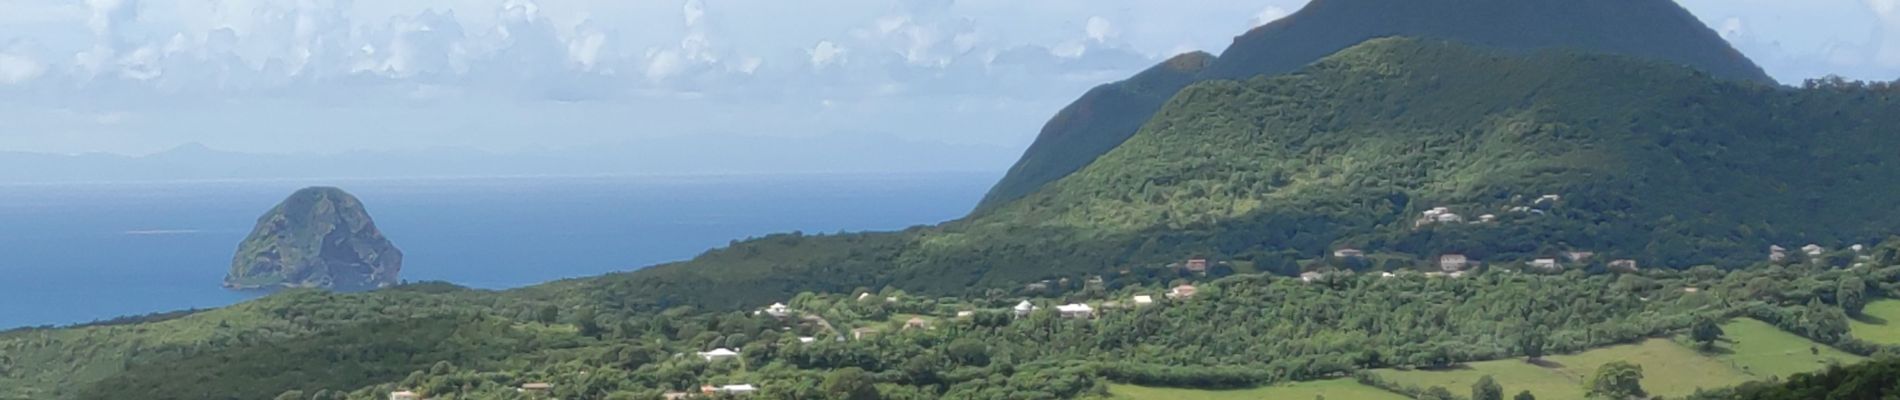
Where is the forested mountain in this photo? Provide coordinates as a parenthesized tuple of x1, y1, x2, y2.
(539, 38, 1900, 315)
(976, 0, 1775, 209)
(976, 52, 1214, 210)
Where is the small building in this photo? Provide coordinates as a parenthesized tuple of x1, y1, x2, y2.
(1185, 258, 1209, 273)
(797, 336, 816, 344)
(1024, 282, 1050, 291)
(1564, 251, 1595, 262)
(763, 302, 791, 318)
(956, 310, 975, 318)
(1333, 248, 1365, 259)
(1852, 244, 1867, 253)
(718, 384, 759, 395)
(1435, 213, 1464, 223)
(1167, 285, 1198, 299)
(1439, 254, 1470, 272)
(1056, 304, 1094, 319)
(1379, 272, 1396, 279)
(1536, 194, 1562, 204)
(1132, 295, 1155, 306)
(1478, 214, 1497, 223)
(1529, 258, 1560, 271)
(1013, 300, 1038, 316)
(389, 391, 420, 400)
(1803, 244, 1826, 256)
(857, 292, 874, 301)
(852, 327, 879, 340)
(1683, 287, 1701, 293)
(904, 317, 931, 330)
(1608, 259, 1639, 272)
(1770, 245, 1789, 262)
(698, 348, 740, 362)
(1299, 271, 1324, 283)
(521, 383, 554, 392)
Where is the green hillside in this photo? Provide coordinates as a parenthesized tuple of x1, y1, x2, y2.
(977, 0, 1774, 209)
(978, 52, 1216, 210)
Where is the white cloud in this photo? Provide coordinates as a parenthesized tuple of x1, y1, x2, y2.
(1251, 6, 1289, 28)
(809, 40, 847, 68)
(1085, 16, 1116, 43)
(0, 53, 46, 84)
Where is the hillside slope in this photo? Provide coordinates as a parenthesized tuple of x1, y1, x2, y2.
(535, 39, 1900, 312)
(976, 0, 1775, 209)
(977, 52, 1215, 210)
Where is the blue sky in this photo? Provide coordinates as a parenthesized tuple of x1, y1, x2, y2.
(0, 0, 1895, 157)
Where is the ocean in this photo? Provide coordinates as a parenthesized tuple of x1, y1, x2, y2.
(0, 172, 997, 329)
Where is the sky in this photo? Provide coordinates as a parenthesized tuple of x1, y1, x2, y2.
(0, 0, 1896, 157)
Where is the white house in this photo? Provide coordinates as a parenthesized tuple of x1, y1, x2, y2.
(764, 302, 791, 318)
(1132, 295, 1155, 306)
(1803, 244, 1826, 256)
(1478, 214, 1497, 223)
(1014, 300, 1038, 316)
(956, 310, 976, 318)
(1608, 259, 1639, 272)
(698, 348, 740, 362)
(1333, 248, 1365, 259)
(389, 391, 420, 400)
(1529, 258, 1560, 271)
(1439, 254, 1470, 271)
(1770, 245, 1789, 262)
(718, 384, 759, 395)
(1056, 304, 1094, 319)
(1435, 213, 1464, 223)
(798, 337, 816, 344)
(1300, 271, 1324, 283)
(1536, 194, 1562, 204)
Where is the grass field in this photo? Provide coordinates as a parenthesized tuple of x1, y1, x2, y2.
(1110, 380, 1407, 400)
(1849, 299, 1900, 345)
(1710, 318, 1863, 379)
(1373, 339, 1752, 400)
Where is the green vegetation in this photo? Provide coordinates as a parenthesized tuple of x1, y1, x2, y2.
(983, 0, 1774, 209)
(227, 187, 403, 291)
(1370, 339, 1751, 400)
(1708, 318, 1863, 379)
(1109, 380, 1405, 400)
(1688, 358, 1900, 400)
(1848, 299, 1900, 344)
(977, 52, 1216, 210)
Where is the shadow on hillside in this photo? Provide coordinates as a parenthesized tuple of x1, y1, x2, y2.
(1852, 314, 1890, 326)
(1526, 358, 1567, 369)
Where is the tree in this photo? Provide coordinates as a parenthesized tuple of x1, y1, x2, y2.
(1519, 328, 1548, 361)
(1691, 315, 1725, 350)
(1514, 391, 1536, 400)
(1419, 386, 1457, 400)
(1473, 375, 1504, 400)
(822, 367, 882, 400)
(1839, 277, 1868, 316)
(1585, 361, 1645, 399)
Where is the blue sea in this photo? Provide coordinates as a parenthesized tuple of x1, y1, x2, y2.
(0, 172, 997, 329)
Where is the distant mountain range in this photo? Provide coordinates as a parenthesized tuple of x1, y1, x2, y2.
(0, 134, 1015, 183)
(976, 0, 1774, 210)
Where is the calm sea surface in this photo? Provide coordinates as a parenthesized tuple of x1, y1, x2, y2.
(0, 172, 996, 329)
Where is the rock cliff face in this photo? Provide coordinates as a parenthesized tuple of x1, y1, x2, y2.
(225, 187, 402, 291)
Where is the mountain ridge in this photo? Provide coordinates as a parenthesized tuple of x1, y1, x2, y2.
(974, 0, 1776, 210)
